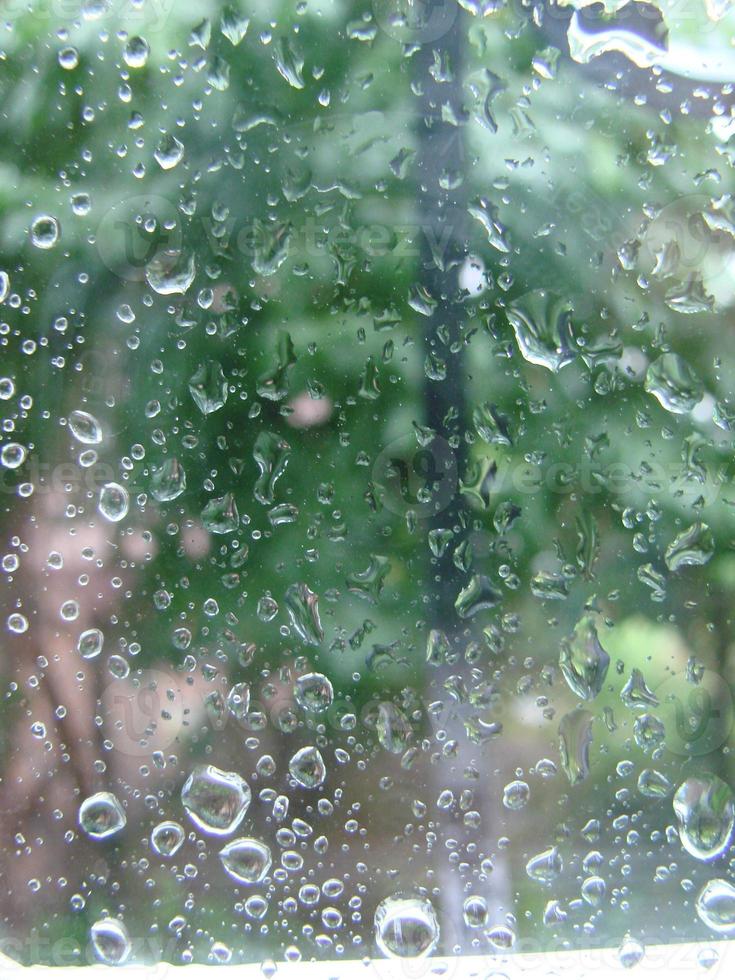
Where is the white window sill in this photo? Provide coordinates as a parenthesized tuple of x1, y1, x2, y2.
(0, 940, 729, 979)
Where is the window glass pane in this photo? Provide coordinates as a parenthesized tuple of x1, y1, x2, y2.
(1, 0, 734, 970)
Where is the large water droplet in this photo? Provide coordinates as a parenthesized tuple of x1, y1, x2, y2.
(294, 672, 333, 712)
(697, 878, 735, 934)
(376, 702, 413, 754)
(77, 627, 104, 659)
(284, 583, 323, 646)
(454, 574, 502, 619)
(506, 290, 576, 371)
(189, 360, 228, 415)
(617, 936, 645, 969)
(154, 134, 184, 171)
(558, 708, 593, 784)
(90, 917, 131, 965)
(98, 482, 129, 522)
(664, 522, 714, 571)
(462, 895, 488, 928)
(30, 214, 60, 249)
(645, 353, 704, 414)
(219, 837, 272, 884)
(503, 780, 530, 810)
(145, 251, 196, 295)
(374, 894, 439, 959)
(253, 431, 291, 505)
(123, 35, 149, 68)
(181, 765, 251, 836)
(79, 791, 126, 839)
(638, 768, 673, 798)
(288, 746, 326, 788)
(559, 615, 610, 700)
(673, 774, 735, 860)
(150, 457, 187, 502)
(1, 442, 27, 469)
(526, 845, 563, 884)
(69, 409, 102, 445)
(201, 492, 239, 534)
(273, 38, 304, 90)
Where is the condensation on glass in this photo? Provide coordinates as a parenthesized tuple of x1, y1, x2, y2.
(0, 0, 734, 970)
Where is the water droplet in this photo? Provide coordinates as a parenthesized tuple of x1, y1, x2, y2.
(90, 918, 131, 965)
(256, 331, 296, 399)
(633, 713, 665, 753)
(201, 492, 239, 534)
(77, 628, 104, 659)
(221, 9, 250, 44)
(79, 791, 126, 839)
(151, 820, 185, 857)
(123, 36, 149, 69)
(621, 668, 659, 709)
(58, 46, 79, 69)
(376, 702, 413, 754)
(462, 895, 488, 928)
(273, 37, 304, 90)
(455, 574, 502, 619)
(1, 442, 27, 469)
(288, 746, 326, 789)
(98, 482, 129, 523)
(145, 251, 196, 295)
(30, 214, 60, 249)
(664, 522, 714, 571)
(253, 431, 291, 505)
(69, 409, 102, 445)
(502, 780, 530, 810)
(645, 353, 704, 414)
(558, 708, 593, 784)
(526, 845, 562, 884)
(581, 875, 606, 907)
(697, 879, 735, 934)
(150, 457, 187, 502)
(617, 936, 645, 969)
(226, 682, 251, 722)
(294, 672, 333, 712)
(71, 192, 91, 216)
(284, 583, 323, 646)
(219, 837, 272, 884)
(673, 774, 735, 860)
(568, 10, 662, 68)
(559, 614, 610, 700)
(181, 764, 251, 836)
(638, 768, 673, 798)
(189, 360, 228, 415)
(154, 134, 184, 170)
(374, 894, 439, 959)
(506, 290, 576, 371)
